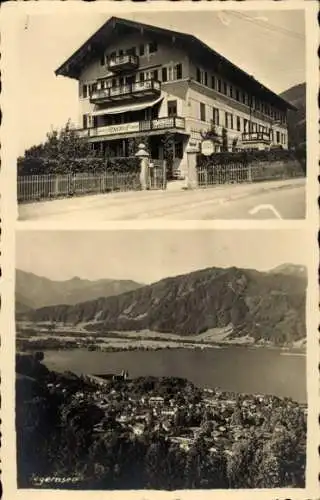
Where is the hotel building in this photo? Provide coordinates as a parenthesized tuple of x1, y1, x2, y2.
(56, 17, 295, 179)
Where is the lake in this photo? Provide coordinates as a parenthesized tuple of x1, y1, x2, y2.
(43, 346, 306, 403)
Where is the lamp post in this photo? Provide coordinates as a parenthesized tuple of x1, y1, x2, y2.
(135, 143, 150, 190)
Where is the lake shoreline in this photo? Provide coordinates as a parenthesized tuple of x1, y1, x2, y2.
(37, 345, 307, 404)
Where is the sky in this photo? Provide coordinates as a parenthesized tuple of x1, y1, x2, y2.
(16, 229, 308, 284)
(16, 8, 305, 154)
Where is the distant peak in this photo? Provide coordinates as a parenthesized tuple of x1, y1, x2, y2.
(270, 263, 306, 277)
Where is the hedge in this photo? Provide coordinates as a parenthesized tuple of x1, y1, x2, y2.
(196, 148, 306, 171)
(17, 156, 141, 176)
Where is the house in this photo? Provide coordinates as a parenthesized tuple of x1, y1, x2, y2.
(149, 396, 164, 405)
(56, 16, 295, 179)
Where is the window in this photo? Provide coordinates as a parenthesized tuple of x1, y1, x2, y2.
(223, 82, 227, 95)
(236, 116, 241, 131)
(152, 69, 159, 81)
(200, 102, 206, 122)
(175, 63, 182, 80)
(168, 66, 173, 81)
(82, 84, 88, 98)
(242, 92, 246, 104)
(225, 111, 228, 128)
(276, 131, 280, 143)
(217, 79, 222, 92)
(174, 141, 184, 159)
(149, 41, 158, 54)
(229, 85, 233, 98)
(243, 119, 248, 132)
(83, 114, 89, 129)
(168, 100, 177, 117)
(211, 76, 215, 90)
(236, 89, 240, 101)
(162, 67, 168, 82)
(196, 68, 201, 83)
(139, 73, 145, 82)
(230, 113, 234, 129)
(204, 72, 208, 86)
(212, 107, 219, 126)
(139, 44, 145, 56)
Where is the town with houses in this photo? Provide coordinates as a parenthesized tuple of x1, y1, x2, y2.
(45, 368, 307, 457)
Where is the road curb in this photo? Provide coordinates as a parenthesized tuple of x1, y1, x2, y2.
(192, 179, 305, 205)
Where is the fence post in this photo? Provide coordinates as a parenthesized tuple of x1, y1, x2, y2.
(54, 175, 59, 197)
(248, 163, 252, 182)
(163, 160, 167, 190)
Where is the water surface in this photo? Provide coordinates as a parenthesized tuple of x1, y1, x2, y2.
(43, 346, 306, 403)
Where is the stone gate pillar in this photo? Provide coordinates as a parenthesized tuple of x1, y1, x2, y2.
(186, 146, 199, 189)
(135, 143, 150, 190)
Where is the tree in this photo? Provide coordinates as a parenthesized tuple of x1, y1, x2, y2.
(201, 121, 221, 146)
(230, 406, 243, 427)
(232, 137, 238, 152)
(221, 127, 228, 152)
(161, 132, 175, 178)
(226, 434, 261, 488)
(34, 351, 44, 362)
(18, 120, 102, 175)
(145, 439, 170, 489)
(42, 120, 97, 161)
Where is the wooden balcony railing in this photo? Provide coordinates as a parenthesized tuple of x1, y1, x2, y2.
(107, 54, 139, 72)
(242, 132, 271, 142)
(76, 116, 185, 139)
(90, 79, 161, 103)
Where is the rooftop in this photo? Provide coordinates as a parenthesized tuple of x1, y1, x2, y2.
(55, 16, 296, 112)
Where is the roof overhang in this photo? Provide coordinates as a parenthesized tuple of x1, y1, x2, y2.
(55, 16, 296, 112)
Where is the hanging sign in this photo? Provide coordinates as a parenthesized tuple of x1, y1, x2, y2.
(201, 139, 214, 156)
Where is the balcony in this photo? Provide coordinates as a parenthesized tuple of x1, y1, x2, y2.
(107, 54, 139, 72)
(90, 79, 161, 104)
(78, 116, 185, 139)
(242, 132, 271, 143)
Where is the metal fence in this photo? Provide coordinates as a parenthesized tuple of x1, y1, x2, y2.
(17, 169, 165, 203)
(197, 162, 304, 188)
(198, 164, 251, 187)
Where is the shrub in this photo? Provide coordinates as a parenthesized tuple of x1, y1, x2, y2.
(17, 156, 141, 176)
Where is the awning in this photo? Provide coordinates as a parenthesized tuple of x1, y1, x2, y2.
(92, 94, 164, 116)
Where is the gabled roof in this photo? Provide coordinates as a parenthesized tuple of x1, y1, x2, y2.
(55, 16, 296, 111)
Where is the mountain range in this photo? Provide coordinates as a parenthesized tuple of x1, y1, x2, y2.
(19, 265, 307, 346)
(16, 270, 143, 309)
(280, 82, 306, 150)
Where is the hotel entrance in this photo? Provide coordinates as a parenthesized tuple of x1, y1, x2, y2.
(93, 132, 187, 180)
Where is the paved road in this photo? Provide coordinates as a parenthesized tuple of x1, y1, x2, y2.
(18, 178, 305, 221)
